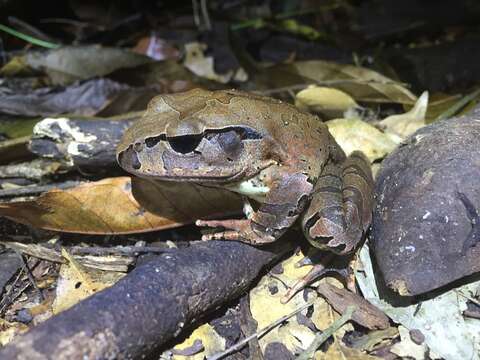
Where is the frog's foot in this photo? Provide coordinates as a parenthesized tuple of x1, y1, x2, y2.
(195, 219, 274, 244)
(281, 264, 350, 304)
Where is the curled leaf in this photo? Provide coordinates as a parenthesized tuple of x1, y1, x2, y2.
(379, 91, 429, 138)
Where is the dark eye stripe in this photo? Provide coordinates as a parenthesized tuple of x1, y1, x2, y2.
(145, 136, 162, 148)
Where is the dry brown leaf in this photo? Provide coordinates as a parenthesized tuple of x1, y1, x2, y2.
(263, 60, 417, 105)
(12, 45, 152, 86)
(0, 176, 242, 234)
(316, 283, 390, 330)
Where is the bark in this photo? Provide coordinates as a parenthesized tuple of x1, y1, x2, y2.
(0, 239, 294, 360)
(28, 114, 140, 173)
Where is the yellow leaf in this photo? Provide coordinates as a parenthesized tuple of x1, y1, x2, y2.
(52, 249, 123, 313)
(0, 319, 28, 346)
(183, 42, 233, 83)
(173, 323, 225, 359)
(326, 118, 399, 162)
(249, 252, 331, 353)
(295, 86, 358, 119)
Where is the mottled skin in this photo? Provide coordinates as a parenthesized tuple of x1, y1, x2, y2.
(117, 89, 373, 296)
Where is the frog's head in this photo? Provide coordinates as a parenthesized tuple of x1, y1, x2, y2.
(116, 89, 281, 183)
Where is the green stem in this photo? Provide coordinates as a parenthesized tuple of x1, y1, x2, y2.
(0, 23, 60, 49)
(231, 5, 340, 31)
(297, 306, 356, 360)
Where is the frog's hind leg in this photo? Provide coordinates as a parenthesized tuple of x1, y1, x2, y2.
(282, 151, 373, 302)
(302, 151, 373, 254)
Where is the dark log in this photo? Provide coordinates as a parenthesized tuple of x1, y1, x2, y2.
(29, 115, 139, 173)
(0, 239, 293, 359)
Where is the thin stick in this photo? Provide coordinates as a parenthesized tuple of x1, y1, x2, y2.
(2, 242, 133, 272)
(207, 299, 317, 360)
(435, 88, 480, 121)
(8, 16, 56, 43)
(14, 251, 44, 302)
(69, 245, 172, 255)
(0, 180, 83, 198)
(0, 265, 25, 315)
(200, 0, 212, 31)
(297, 306, 356, 360)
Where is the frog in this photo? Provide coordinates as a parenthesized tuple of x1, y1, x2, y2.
(117, 88, 374, 300)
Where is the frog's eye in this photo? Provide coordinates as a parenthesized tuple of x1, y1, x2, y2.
(168, 134, 203, 154)
(216, 131, 242, 159)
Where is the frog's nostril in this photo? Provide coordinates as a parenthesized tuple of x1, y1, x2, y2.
(168, 134, 202, 154)
(133, 142, 144, 152)
(131, 150, 141, 170)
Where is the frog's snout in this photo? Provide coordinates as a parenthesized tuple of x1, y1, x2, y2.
(117, 145, 142, 171)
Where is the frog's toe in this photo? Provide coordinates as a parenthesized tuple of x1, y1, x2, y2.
(294, 256, 314, 268)
(196, 219, 250, 230)
(201, 230, 241, 241)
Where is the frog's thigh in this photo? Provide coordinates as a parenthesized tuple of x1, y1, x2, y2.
(301, 151, 373, 254)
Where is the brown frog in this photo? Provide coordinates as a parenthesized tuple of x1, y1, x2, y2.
(117, 88, 373, 299)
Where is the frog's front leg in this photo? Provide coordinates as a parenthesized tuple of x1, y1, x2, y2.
(196, 173, 313, 244)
